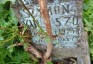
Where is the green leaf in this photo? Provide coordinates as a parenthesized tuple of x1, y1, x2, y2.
(45, 36, 51, 43)
(9, 9, 18, 26)
(3, 1, 11, 10)
(21, 63, 31, 64)
(8, 47, 13, 52)
(9, 8, 15, 18)
(0, 0, 7, 4)
(7, 45, 14, 52)
(0, 0, 16, 4)
(84, 18, 92, 31)
(47, 61, 53, 64)
(20, 38, 24, 43)
(0, 30, 4, 34)
(0, 5, 4, 12)
(0, 36, 4, 41)
(23, 43, 29, 50)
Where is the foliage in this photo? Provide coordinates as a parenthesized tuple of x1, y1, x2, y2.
(0, 0, 93, 63)
(0, 1, 35, 64)
(0, 0, 16, 4)
(0, 0, 52, 64)
(83, 0, 93, 61)
(47, 62, 53, 64)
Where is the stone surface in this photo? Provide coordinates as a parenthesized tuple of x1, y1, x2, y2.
(12, 0, 90, 64)
(16, 0, 82, 48)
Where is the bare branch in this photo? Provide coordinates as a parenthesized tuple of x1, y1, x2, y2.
(38, 0, 53, 60)
(25, 45, 43, 58)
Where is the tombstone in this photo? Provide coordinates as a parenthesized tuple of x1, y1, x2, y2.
(12, 0, 91, 64)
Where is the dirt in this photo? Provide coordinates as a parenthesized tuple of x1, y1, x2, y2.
(52, 57, 77, 64)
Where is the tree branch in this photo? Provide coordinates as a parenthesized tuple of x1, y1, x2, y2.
(38, 0, 53, 60)
(16, 0, 53, 62)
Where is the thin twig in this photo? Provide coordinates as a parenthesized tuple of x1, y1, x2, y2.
(19, 0, 47, 36)
(18, 0, 43, 59)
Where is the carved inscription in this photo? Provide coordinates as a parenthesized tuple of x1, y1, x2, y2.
(20, 0, 82, 48)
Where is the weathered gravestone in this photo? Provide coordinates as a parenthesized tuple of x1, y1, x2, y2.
(12, 0, 90, 64)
